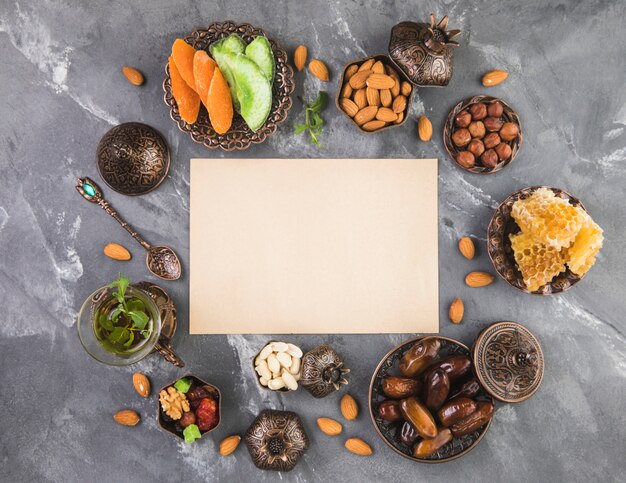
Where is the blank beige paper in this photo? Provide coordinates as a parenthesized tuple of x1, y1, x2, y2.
(190, 158, 438, 334)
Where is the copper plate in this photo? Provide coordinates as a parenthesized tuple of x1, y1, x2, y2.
(473, 321, 544, 403)
(96, 122, 170, 195)
(163, 21, 294, 151)
(443, 95, 522, 174)
(369, 336, 494, 463)
(487, 186, 585, 295)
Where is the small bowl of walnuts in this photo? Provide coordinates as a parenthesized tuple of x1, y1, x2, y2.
(444, 95, 522, 174)
(157, 374, 221, 443)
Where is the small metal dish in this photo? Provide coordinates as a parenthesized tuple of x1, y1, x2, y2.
(96, 122, 170, 196)
(157, 374, 221, 441)
(369, 336, 494, 463)
(443, 95, 522, 174)
(487, 186, 586, 295)
(162, 21, 294, 151)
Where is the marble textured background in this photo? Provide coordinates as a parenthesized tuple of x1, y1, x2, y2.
(1, 0, 625, 481)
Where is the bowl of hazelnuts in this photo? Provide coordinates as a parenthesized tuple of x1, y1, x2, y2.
(443, 95, 522, 174)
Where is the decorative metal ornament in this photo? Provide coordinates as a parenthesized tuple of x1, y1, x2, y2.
(96, 122, 170, 196)
(473, 321, 544, 403)
(244, 410, 309, 472)
(76, 177, 182, 281)
(299, 344, 350, 398)
(388, 15, 460, 87)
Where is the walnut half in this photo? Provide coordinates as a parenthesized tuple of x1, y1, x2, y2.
(159, 386, 190, 420)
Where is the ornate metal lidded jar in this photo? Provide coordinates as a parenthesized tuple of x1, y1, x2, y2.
(299, 344, 350, 398)
(388, 15, 461, 87)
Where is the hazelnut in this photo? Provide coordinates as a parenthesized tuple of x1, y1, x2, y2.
(495, 142, 512, 161)
(499, 122, 519, 141)
(455, 111, 472, 128)
(469, 103, 487, 120)
(487, 102, 503, 117)
(468, 121, 486, 138)
(484, 132, 501, 149)
(451, 128, 471, 147)
(481, 149, 499, 168)
(456, 151, 476, 168)
(484, 117, 504, 132)
(467, 139, 485, 157)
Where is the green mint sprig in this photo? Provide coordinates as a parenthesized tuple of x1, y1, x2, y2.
(294, 91, 328, 147)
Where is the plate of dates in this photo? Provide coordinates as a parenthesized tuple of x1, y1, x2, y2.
(369, 336, 495, 463)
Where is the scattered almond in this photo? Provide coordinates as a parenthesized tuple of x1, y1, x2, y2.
(349, 69, 372, 89)
(353, 88, 367, 109)
(376, 107, 397, 122)
(458, 237, 475, 259)
(366, 73, 396, 90)
(482, 69, 508, 87)
(309, 59, 330, 81)
(372, 60, 385, 74)
(340, 98, 359, 118)
(122, 66, 144, 86)
(401, 81, 412, 96)
(113, 409, 140, 426)
(466, 271, 495, 287)
(219, 435, 241, 456)
(392, 95, 406, 114)
(418, 115, 433, 141)
(317, 417, 343, 436)
(294, 45, 307, 72)
(362, 120, 386, 131)
(132, 372, 150, 398)
(345, 437, 372, 456)
(358, 58, 375, 72)
(380, 89, 392, 107)
(366, 87, 380, 107)
(104, 243, 131, 261)
(449, 298, 464, 324)
(340, 394, 359, 420)
(353, 106, 378, 126)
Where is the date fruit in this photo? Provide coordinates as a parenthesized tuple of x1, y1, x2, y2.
(382, 376, 421, 399)
(448, 378, 481, 400)
(468, 121, 485, 139)
(469, 103, 487, 120)
(454, 111, 471, 128)
(483, 132, 501, 149)
(398, 421, 420, 446)
(495, 142, 512, 161)
(467, 139, 485, 157)
(378, 400, 404, 422)
(451, 128, 471, 147)
(450, 401, 494, 437)
(179, 410, 196, 429)
(399, 338, 441, 377)
(422, 369, 450, 411)
(487, 101, 503, 117)
(481, 149, 499, 168)
(484, 117, 504, 132)
(499, 122, 519, 141)
(437, 397, 478, 427)
(456, 151, 475, 168)
(426, 355, 471, 382)
(399, 397, 437, 439)
(414, 428, 453, 458)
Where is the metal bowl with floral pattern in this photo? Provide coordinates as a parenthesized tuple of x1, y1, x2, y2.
(163, 21, 294, 151)
(369, 336, 494, 463)
(487, 186, 586, 295)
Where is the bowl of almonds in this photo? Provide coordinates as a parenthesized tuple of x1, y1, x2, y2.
(336, 54, 413, 133)
(253, 340, 303, 392)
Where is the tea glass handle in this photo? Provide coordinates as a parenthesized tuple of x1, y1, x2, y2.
(155, 339, 185, 367)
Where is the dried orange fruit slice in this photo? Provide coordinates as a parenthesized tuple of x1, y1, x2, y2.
(172, 39, 197, 90)
(168, 55, 200, 124)
(207, 67, 233, 135)
(193, 50, 216, 110)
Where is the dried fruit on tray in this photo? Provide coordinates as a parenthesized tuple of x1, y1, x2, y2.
(207, 67, 234, 134)
(172, 39, 197, 90)
(510, 231, 566, 292)
(169, 56, 200, 124)
(193, 50, 217, 109)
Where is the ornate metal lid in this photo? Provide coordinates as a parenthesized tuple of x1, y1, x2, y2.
(473, 321, 544, 403)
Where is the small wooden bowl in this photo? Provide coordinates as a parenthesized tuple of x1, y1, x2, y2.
(444, 95, 522, 174)
(487, 186, 586, 295)
(336, 54, 412, 134)
(163, 21, 294, 151)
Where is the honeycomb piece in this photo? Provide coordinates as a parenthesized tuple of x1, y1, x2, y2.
(511, 188, 584, 249)
(565, 208, 604, 276)
(510, 231, 566, 291)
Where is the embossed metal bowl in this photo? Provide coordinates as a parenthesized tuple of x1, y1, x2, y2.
(163, 21, 294, 151)
(369, 336, 494, 463)
(96, 122, 170, 195)
(444, 95, 522, 174)
(487, 186, 586, 295)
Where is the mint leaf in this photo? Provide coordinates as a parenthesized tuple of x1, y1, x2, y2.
(99, 314, 114, 331)
(174, 378, 192, 393)
(126, 299, 145, 314)
(128, 311, 149, 330)
(310, 91, 328, 112)
(123, 330, 135, 347)
(296, 91, 328, 147)
(183, 424, 201, 443)
(294, 124, 307, 135)
(111, 305, 124, 323)
(108, 327, 130, 344)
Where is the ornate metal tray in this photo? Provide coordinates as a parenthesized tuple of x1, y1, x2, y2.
(163, 21, 294, 151)
(487, 186, 585, 295)
(369, 336, 493, 463)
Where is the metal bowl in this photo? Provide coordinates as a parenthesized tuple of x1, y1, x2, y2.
(487, 186, 586, 295)
(163, 21, 294, 151)
(369, 336, 494, 463)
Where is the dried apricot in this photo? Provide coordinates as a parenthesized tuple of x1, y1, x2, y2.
(207, 67, 233, 134)
(193, 50, 216, 110)
(168, 55, 200, 124)
(172, 39, 197, 90)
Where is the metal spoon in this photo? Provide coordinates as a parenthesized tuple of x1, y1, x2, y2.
(76, 177, 182, 281)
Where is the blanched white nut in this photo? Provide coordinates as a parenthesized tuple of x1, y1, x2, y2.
(294, 371, 300, 381)
(267, 353, 280, 374)
(276, 351, 292, 368)
(281, 369, 298, 391)
(255, 360, 272, 380)
(286, 343, 303, 358)
(289, 357, 301, 375)
(268, 377, 286, 390)
(259, 377, 269, 386)
(271, 342, 289, 353)
(254, 355, 261, 366)
(259, 344, 273, 360)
